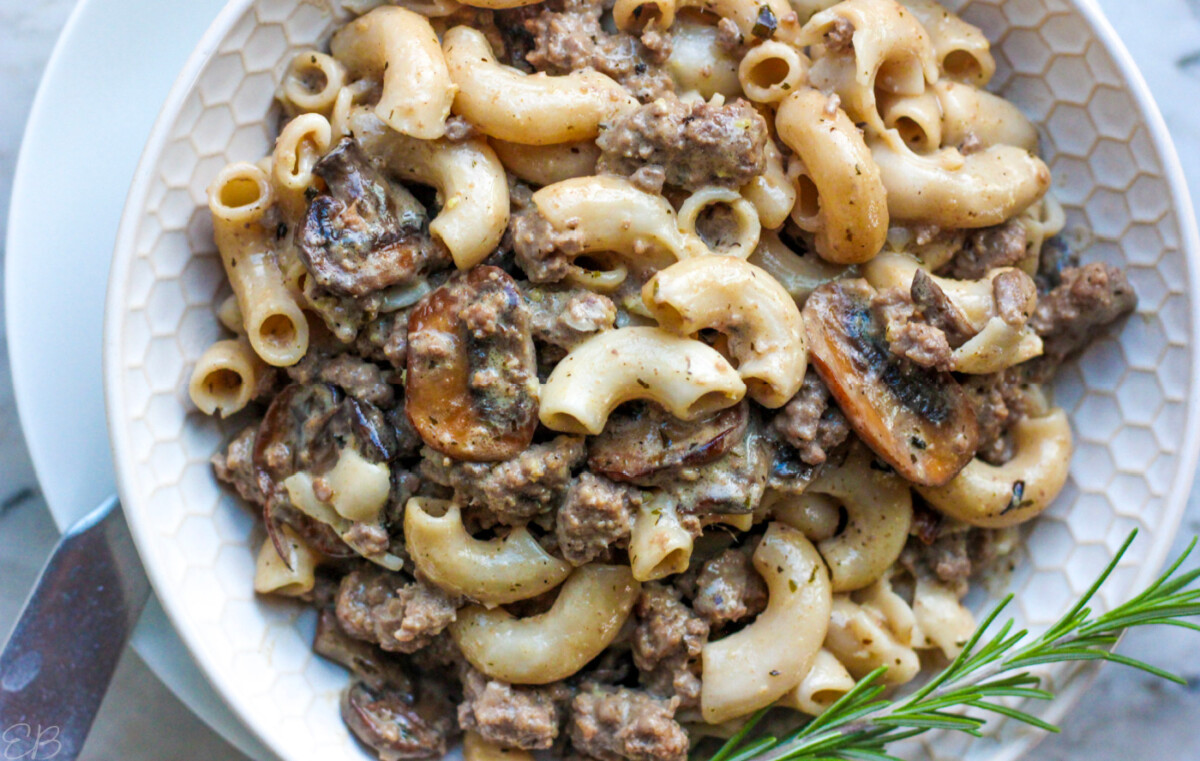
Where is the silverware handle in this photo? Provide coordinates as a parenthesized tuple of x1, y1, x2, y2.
(0, 496, 150, 760)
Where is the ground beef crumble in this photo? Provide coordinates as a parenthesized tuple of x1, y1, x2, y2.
(509, 206, 586, 284)
(631, 584, 708, 708)
(961, 370, 1036, 465)
(569, 688, 689, 761)
(522, 0, 674, 101)
(941, 221, 1028, 280)
(1029, 262, 1137, 372)
(418, 436, 586, 526)
(213, 425, 265, 505)
(458, 667, 571, 750)
(992, 269, 1038, 328)
(770, 374, 851, 467)
(336, 569, 462, 654)
(690, 547, 768, 628)
(888, 321, 954, 371)
(823, 16, 855, 53)
(556, 473, 642, 565)
(355, 310, 410, 370)
(520, 283, 617, 351)
(596, 97, 769, 191)
(901, 512, 1019, 595)
(871, 287, 956, 370)
(287, 351, 395, 409)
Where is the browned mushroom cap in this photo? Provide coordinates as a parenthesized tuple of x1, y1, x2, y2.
(254, 383, 399, 562)
(406, 266, 540, 462)
(588, 401, 749, 483)
(314, 609, 413, 695)
(299, 138, 451, 298)
(254, 383, 398, 489)
(342, 680, 457, 760)
(804, 280, 978, 487)
(254, 383, 339, 492)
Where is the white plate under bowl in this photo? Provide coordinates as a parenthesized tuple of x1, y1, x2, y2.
(102, 0, 1200, 760)
(4, 0, 270, 757)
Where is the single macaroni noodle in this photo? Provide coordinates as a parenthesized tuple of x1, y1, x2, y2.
(443, 26, 637, 145)
(331, 6, 456, 138)
(450, 565, 641, 684)
(701, 523, 833, 723)
(405, 499, 573, 605)
(540, 326, 746, 434)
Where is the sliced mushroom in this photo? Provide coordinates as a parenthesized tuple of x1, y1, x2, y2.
(642, 410, 772, 515)
(314, 608, 414, 695)
(254, 383, 341, 493)
(342, 679, 458, 760)
(254, 383, 400, 561)
(300, 137, 451, 298)
(910, 269, 975, 348)
(406, 266, 539, 461)
(255, 383, 398, 487)
(804, 280, 978, 487)
(588, 401, 749, 483)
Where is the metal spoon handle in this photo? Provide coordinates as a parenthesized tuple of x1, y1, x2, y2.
(0, 496, 150, 760)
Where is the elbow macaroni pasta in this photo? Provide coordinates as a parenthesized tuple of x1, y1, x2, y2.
(741, 138, 797, 230)
(532, 176, 707, 266)
(254, 525, 318, 597)
(352, 108, 509, 269)
(280, 50, 347, 116)
(776, 89, 889, 264)
(629, 496, 694, 581)
(797, 447, 913, 592)
(878, 90, 942, 154)
(676, 186, 762, 259)
(270, 113, 333, 222)
(188, 338, 266, 419)
(870, 138, 1052, 227)
(666, 18, 742, 99)
(207, 163, 309, 367)
(801, 0, 938, 136)
(901, 0, 996, 85)
(824, 593, 921, 686)
(643, 256, 808, 408)
(935, 80, 1039, 152)
(405, 499, 573, 605)
(331, 6, 455, 138)
(911, 576, 976, 658)
(443, 26, 637, 145)
(489, 138, 601, 187)
(918, 409, 1073, 528)
(451, 565, 641, 684)
(738, 41, 810, 104)
(539, 326, 746, 435)
(777, 648, 856, 715)
(701, 524, 833, 723)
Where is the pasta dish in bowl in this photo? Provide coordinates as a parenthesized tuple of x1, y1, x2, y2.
(103, 0, 1200, 759)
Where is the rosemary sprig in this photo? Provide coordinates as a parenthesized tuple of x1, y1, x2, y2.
(704, 530, 1200, 761)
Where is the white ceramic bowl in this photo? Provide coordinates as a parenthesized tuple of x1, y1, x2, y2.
(103, 1, 1200, 759)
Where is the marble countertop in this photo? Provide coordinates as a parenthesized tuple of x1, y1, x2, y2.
(3, 0, 1200, 759)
